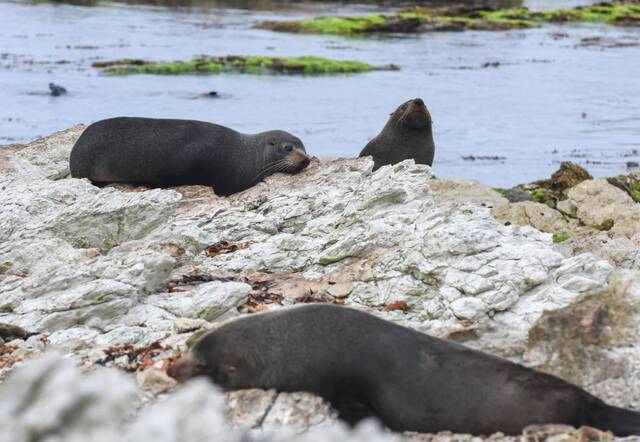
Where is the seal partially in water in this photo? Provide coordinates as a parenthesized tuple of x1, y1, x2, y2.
(69, 117, 311, 196)
(359, 98, 435, 170)
(168, 305, 640, 436)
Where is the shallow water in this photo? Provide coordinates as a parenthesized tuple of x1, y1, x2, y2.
(1, 0, 639, 186)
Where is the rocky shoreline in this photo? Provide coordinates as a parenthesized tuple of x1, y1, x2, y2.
(1, 126, 639, 441)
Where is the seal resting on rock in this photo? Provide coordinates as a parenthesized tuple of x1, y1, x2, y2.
(359, 98, 435, 170)
(69, 117, 311, 196)
(168, 304, 640, 436)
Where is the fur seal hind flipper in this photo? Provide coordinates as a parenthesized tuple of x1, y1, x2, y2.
(587, 401, 640, 437)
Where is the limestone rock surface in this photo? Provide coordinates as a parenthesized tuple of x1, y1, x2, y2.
(1, 127, 638, 440)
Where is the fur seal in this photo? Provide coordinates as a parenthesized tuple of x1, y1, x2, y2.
(69, 117, 311, 196)
(359, 98, 435, 170)
(168, 304, 640, 436)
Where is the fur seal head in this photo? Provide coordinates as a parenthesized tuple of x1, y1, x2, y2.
(359, 98, 435, 170)
(256, 130, 310, 182)
(167, 324, 263, 389)
(388, 98, 432, 130)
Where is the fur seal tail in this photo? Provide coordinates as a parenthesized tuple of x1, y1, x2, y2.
(588, 401, 640, 436)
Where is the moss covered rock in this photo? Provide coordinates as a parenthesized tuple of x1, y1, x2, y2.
(94, 55, 396, 76)
(256, 1, 640, 35)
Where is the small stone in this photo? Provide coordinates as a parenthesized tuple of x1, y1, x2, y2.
(136, 367, 177, 395)
(450, 297, 487, 321)
(225, 389, 278, 430)
(172, 318, 208, 334)
(0, 323, 30, 341)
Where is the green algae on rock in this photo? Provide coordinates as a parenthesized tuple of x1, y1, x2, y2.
(255, 1, 640, 35)
(606, 172, 640, 202)
(502, 162, 593, 208)
(552, 233, 570, 243)
(93, 55, 395, 76)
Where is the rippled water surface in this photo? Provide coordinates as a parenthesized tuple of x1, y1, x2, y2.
(2, 0, 639, 186)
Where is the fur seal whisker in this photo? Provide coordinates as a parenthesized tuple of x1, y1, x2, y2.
(253, 159, 288, 182)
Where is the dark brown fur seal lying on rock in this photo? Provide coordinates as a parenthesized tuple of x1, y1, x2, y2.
(359, 98, 435, 171)
(169, 304, 640, 436)
(69, 117, 311, 196)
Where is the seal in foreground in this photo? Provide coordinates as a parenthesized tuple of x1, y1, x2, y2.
(359, 98, 435, 170)
(169, 304, 640, 436)
(69, 117, 311, 196)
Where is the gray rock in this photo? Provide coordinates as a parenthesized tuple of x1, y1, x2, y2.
(0, 127, 637, 439)
(5, 124, 85, 180)
(0, 353, 136, 442)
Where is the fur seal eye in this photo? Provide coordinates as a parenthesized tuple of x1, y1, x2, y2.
(284, 145, 293, 153)
(268, 141, 276, 147)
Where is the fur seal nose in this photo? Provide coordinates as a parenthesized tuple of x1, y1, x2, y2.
(167, 356, 200, 382)
(414, 98, 424, 105)
(295, 152, 311, 169)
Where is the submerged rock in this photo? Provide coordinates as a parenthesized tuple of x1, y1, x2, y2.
(49, 82, 67, 97)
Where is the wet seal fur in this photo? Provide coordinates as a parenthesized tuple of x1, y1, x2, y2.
(169, 304, 640, 436)
(70, 117, 311, 196)
(359, 98, 435, 171)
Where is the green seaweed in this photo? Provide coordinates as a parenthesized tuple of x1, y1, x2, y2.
(479, 7, 534, 21)
(292, 14, 388, 34)
(537, 3, 640, 24)
(552, 233, 570, 243)
(256, 2, 640, 36)
(101, 55, 378, 76)
(594, 219, 615, 231)
(0, 261, 12, 275)
(492, 187, 508, 195)
(531, 189, 546, 202)
(633, 181, 640, 202)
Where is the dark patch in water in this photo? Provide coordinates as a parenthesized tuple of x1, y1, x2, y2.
(462, 155, 507, 161)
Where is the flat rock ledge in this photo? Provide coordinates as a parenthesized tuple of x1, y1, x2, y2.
(1, 126, 639, 441)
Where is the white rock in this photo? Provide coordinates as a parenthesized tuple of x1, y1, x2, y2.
(450, 297, 488, 321)
(0, 353, 136, 442)
(0, 128, 632, 439)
